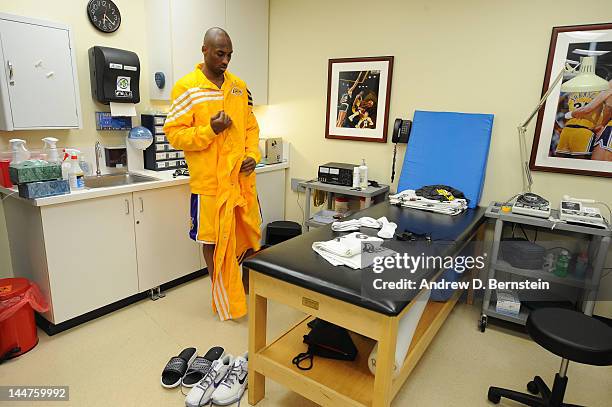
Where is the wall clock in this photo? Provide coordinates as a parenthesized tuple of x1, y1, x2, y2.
(87, 0, 121, 33)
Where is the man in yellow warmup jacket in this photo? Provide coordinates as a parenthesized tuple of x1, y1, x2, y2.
(163, 27, 261, 321)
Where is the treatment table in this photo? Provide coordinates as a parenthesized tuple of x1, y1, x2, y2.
(243, 202, 486, 407)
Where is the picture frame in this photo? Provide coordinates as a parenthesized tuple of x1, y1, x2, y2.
(530, 23, 612, 178)
(325, 56, 394, 143)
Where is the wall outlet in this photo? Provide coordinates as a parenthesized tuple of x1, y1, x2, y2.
(291, 178, 306, 193)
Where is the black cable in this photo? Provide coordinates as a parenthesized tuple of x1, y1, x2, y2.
(391, 143, 397, 183)
(519, 224, 530, 241)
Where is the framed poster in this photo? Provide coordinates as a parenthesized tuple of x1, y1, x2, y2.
(530, 23, 612, 177)
(325, 56, 394, 143)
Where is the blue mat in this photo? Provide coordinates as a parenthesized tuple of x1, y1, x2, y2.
(397, 111, 494, 208)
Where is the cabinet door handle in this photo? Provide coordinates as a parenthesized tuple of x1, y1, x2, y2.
(7, 61, 14, 85)
(139, 197, 144, 213)
(125, 199, 130, 215)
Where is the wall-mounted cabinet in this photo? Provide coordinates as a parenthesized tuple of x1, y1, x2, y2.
(145, 0, 268, 105)
(0, 13, 81, 130)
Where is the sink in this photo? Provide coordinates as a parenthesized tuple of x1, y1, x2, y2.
(84, 173, 159, 189)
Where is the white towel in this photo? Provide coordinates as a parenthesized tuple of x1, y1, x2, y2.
(331, 217, 381, 232)
(312, 232, 384, 269)
(331, 217, 397, 240)
(376, 216, 397, 239)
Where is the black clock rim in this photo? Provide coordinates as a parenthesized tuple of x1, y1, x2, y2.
(86, 0, 122, 34)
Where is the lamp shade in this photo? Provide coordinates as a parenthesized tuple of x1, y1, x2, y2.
(561, 56, 609, 93)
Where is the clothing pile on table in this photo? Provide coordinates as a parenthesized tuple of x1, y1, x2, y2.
(312, 216, 398, 269)
(389, 184, 468, 216)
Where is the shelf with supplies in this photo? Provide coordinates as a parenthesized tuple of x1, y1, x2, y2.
(141, 114, 187, 171)
(298, 180, 389, 231)
(479, 201, 611, 332)
(483, 301, 529, 325)
(494, 260, 596, 289)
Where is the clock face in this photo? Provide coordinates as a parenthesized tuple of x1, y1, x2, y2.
(87, 0, 121, 33)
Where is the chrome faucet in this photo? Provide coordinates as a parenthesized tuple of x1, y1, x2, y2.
(95, 141, 102, 176)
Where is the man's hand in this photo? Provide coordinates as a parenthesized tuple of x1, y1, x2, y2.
(240, 157, 256, 174)
(210, 111, 232, 134)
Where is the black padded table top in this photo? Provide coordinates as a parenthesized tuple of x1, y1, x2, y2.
(244, 202, 486, 316)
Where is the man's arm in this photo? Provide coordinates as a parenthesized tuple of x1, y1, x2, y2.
(569, 88, 612, 119)
(244, 89, 261, 163)
(163, 83, 219, 151)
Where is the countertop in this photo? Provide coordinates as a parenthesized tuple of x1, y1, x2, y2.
(0, 161, 289, 207)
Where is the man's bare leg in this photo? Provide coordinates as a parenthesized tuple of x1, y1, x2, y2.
(202, 244, 215, 282)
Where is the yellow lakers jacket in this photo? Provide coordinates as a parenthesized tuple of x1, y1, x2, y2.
(163, 65, 261, 320)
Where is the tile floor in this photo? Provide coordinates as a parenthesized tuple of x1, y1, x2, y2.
(2, 276, 611, 406)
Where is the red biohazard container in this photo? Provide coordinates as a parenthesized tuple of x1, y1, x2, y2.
(0, 278, 43, 360)
(0, 159, 11, 188)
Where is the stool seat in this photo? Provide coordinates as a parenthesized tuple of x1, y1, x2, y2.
(526, 308, 612, 366)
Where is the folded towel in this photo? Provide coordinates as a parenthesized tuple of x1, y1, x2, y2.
(312, 232, 385, 269)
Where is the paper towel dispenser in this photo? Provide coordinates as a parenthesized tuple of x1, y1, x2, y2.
(88, 46, 140, 104)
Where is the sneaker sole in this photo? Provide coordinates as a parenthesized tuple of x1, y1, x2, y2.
(212, 385, 246, 406)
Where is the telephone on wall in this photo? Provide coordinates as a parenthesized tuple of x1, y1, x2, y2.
(391, 118, 412, 182)
(392, 118, 411, 143)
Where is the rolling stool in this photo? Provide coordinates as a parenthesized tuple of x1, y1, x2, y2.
(488, 308, 612, 406)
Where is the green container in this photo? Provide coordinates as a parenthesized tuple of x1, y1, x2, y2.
(9, 161, 62, 184)
(554, 250, 570, 278)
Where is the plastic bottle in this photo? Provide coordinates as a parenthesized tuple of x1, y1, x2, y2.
(359, 158, 368, 189)
(61, 149, 72, 181)
(554, 249, 570, 278)
(352, 166, 360, 188)
(79, 155, 92, 176)
(69, 154, 84, 190)
(574, 251, 588, 279)
(42, 137, 60, 163)
(9, 139, 30, 164)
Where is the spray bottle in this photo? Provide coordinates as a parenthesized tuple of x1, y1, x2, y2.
(42, 137, 60, 163)
(9, 139, 30, 164)
(61, 148, 75, 181)
(69, 151, 84, 190)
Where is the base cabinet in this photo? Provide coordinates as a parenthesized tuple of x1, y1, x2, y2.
(41, 193, 139, 323)
(4, 186, 202, 324)
(134, 185, 201, 291)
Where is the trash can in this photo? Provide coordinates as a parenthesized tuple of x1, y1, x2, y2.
(265, 221, 302, 246)
(0, 278, 48, 362)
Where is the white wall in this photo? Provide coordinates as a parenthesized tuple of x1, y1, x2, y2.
(263, 0, 612, 316)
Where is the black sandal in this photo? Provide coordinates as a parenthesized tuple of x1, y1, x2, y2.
(161, 347, 197, 388)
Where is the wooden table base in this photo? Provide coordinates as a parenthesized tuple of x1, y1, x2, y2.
(248, 271, 462, 407)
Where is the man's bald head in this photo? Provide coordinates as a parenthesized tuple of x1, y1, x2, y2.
(203, 27, 231, 47)
(201, 27, 233, 77)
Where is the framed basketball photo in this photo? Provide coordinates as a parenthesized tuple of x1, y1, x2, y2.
(325, 56, 394, 143)
(530, 23, 612, 178)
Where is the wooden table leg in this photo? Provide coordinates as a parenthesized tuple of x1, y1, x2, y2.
(249, 272, 267, 405)
(467, 223, 486, 305)
(372, 316, 399, 407)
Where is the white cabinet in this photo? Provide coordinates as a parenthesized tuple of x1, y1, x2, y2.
(133, 185, 201, 291)
(0, 13, 81, 130)
(40, 194, 139, 323)
(145, 0, 268, 104)
(3, 185, 203, 325)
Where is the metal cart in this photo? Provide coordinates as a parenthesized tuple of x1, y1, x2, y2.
(480, 202, 611, 332)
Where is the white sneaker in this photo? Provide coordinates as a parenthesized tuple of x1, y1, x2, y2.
(211, 352, 248, 406)
(185, 354, 234, 407)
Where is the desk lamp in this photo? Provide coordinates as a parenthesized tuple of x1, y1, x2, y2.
(517, 55, 609, 192)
